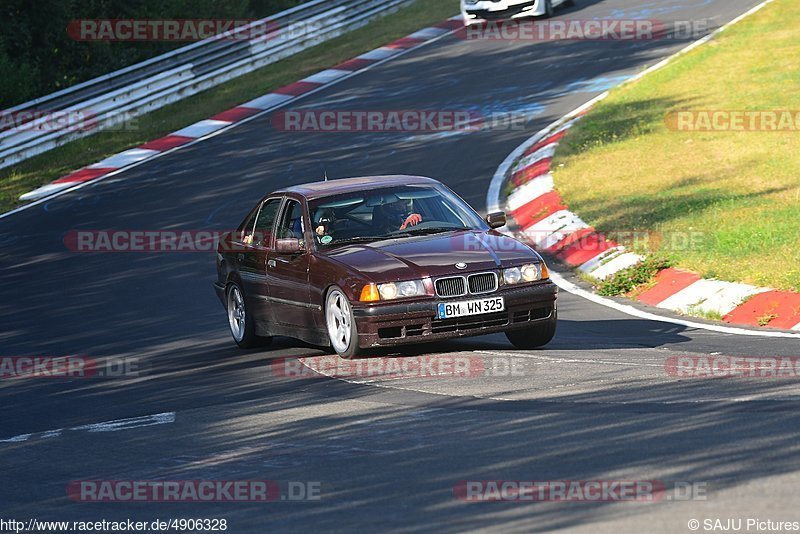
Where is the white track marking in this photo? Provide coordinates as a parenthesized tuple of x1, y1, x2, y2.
(0, 412, 175, 444)
(302, 68, 352, 84)
(658, 280, 771, 317)
(514, 143, 558, 171)
(523, 209, 589, 249)
(550, 270, 800, 339)
(171, 119, 232, 138)
(18, 183, 73, 201)
(241, 93, 294, 110)
(408, 27, 450, 39)
(577, 247, 624, 274)
(505, 174, 554, 212)
(357, 47, 400, 61)
(88, 148, 160, 169)
(298, 354, 788, 406)
(0, 434, 32, 443)
(589, 252, 645, 280)
(474, 350, 665, 368)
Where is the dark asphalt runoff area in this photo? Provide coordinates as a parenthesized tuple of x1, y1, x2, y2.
(2, 0, 799, 532)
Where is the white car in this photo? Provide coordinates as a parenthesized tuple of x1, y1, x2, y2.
(461, 0, 574, 25)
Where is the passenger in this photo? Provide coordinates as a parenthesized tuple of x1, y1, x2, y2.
(314, 208, 336, 244)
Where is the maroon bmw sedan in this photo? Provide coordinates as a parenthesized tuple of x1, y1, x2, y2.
(214, 175, 557, 358)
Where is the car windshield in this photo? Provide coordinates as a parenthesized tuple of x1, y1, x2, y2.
(308, 185, 487, 248)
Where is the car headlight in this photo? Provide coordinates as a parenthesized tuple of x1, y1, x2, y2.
(503, 267, 522, 285)
(503, 263, 547, 284)
(369, 279, 429, 301)
(521, 263, 541, 282)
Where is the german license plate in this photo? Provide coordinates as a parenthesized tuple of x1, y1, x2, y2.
(437, 297, 505, 319)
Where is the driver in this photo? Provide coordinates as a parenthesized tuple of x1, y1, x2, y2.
(383, 198, 423, 232)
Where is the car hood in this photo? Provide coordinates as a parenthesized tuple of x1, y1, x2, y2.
(323, 230, 541, 281)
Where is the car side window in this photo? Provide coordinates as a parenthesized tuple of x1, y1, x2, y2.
(244, 198, 281, 247)
(237, 209, 258, 243)
(277, 200, 304, 240)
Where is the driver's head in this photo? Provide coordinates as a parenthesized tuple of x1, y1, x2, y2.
(385, 198, 411, 217)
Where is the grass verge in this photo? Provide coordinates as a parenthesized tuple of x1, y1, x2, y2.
(0, 0, 457, 213)
(595, 257, 673, 297)
(552, 0, 800, 292)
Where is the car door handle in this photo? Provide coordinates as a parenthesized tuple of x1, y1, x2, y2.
(267, 259, 276, 268)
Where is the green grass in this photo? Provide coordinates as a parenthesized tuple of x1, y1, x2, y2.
(0, 0, 457, 213)
(596, 256, 672, 297)
(758, 313, 779, 326)
(685, 306, 725, 322)
(552, 0, 800, 292)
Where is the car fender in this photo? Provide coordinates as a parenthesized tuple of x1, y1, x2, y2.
(310, 254, 375, 305)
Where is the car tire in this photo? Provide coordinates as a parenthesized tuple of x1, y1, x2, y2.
(562, 0, 575, 7)
(505, 311, 557, 349)
(325, 286, 360, 359)
(227, 282, 272, 349)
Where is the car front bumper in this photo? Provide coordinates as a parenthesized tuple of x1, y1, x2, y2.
(462, 0, 542, 23)
(352, 280, 557, 348)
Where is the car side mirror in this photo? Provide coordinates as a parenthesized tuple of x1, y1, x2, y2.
(486, 211, 507, 229)
(275, 238, 304, 254)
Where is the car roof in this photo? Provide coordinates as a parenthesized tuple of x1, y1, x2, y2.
(274, 175, 441, 200)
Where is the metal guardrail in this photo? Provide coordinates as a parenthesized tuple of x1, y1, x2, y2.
(0, 0, 414, 170)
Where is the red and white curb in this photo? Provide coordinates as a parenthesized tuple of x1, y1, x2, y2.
(17, 17, 464, 204)
(487, 0, 800, 332)
(491, 110, 800, 331)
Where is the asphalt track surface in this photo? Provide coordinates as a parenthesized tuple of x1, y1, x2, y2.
(2, 0, 799, 532)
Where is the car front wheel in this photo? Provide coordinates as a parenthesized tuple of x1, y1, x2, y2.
(325, 287, 360, 359)
(505, 311, 557, 349)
